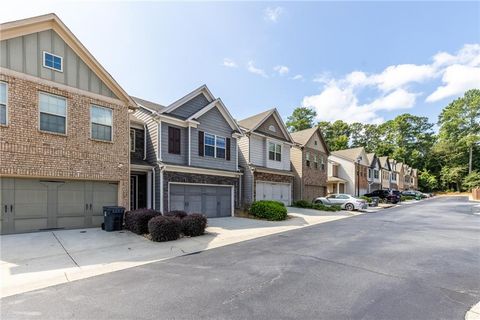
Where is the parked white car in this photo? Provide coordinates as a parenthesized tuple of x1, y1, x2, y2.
(314, 194, 368, 211)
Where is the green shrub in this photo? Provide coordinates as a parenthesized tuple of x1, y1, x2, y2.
(292, 200, 313, 208)
(312, 203, 342, 212)
(401, 195, 415, 201)
(249, 200, 288, 221)
(360, 196, 372, 203)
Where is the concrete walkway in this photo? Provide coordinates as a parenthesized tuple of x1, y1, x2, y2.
(0, 208, 362, 298)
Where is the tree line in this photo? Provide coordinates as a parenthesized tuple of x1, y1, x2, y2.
(286, 89, 480, 192)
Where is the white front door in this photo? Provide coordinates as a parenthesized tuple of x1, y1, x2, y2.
(255, 182, 291, 206)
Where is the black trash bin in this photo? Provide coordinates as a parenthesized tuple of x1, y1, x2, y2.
(370, 197, 379, 207)
(103, 206, 125, 232)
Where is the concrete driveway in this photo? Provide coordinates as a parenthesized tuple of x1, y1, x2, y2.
(1, 207, 357, 297)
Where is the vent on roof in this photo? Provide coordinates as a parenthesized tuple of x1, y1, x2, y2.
(268, 125, 276, 132)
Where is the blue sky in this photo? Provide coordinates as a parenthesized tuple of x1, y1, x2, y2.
(2, 1, 479, 125)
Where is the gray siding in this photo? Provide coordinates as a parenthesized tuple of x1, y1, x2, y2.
(168, 93, 210, 119)
(190, 107, 236, 171)
(238, 135, 253, 206)
(161, 123, 188, 165)
(133, 107, 158, 165)
(1, 30, 116, 99)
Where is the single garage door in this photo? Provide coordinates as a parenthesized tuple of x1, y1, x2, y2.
(169, 184, 232, 218)
(256, 182, 291, 206)
(0, 178, 118, 234)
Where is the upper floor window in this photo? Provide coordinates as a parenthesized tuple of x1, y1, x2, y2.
(314, 154, 318, 169)
(204, 132, 226, 159)
(168, 126, 181, 154)
(268, 125, 276, 132)
(368, 168, 372, 179)
(321, 157, 325, 170)
(268, 142, 281, 162)
(91, 105, 112, 141)
(43, 52, 63, 72)
(306, 152, 310, 167)
(39, 92, 67, 134)
(0, 82, 7, 125)
(374, 169, 379, 179)
(314, 140, 318, 145)
(130, 129, 136, 152)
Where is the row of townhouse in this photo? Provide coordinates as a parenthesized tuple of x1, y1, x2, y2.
(0, 14, 330, 234)
(327, 147, 418, 196)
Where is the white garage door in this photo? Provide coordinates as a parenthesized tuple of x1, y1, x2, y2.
(255, 182, 291, 206)
(0, 178, 118, 234)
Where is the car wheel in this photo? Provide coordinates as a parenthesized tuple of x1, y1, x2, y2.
(345, 203, 354, 211)
(315, 200, 323, 205)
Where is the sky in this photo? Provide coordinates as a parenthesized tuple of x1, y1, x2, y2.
(1, 1, 479, 126)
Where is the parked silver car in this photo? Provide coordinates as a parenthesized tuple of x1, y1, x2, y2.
(314, 194, 368, 211)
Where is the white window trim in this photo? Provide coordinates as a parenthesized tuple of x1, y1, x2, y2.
(130, 129, 136, 152)
(38, 92, 67, 135)
(268, 141, 282, 162)
(42, 51, 63, 72)
(204, 132, 226, 159)
(0, 82, 8, 126)
(90, 104, 113, 142)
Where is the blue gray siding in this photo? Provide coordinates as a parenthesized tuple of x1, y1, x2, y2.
(133, 107, 158, 165)
(237, 135, 253, 205)
(168, 93, 210, 119)
(161, 123, 188, 165)
(190, 107, 237, 171)
(0, 30, 116, 98)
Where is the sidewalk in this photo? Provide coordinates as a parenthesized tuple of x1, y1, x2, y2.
(0, 208, 362, 298)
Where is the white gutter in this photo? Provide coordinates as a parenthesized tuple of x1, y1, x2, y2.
(152, 166, 155, 210)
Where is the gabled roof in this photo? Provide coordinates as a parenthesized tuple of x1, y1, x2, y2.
(161, 84, 214, 115)
(131, 96, 165, 113)
(1, 13, 135, 108)
(186, 98, 242, 133)
(331, 147, 365, 162)
(366, 153, 376, 165)
(238, 108, 293, 143)
(378, 156, 391, 170)
(290, 127, 330, 154)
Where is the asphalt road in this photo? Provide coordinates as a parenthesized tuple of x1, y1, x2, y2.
(2, 196, 479, 320)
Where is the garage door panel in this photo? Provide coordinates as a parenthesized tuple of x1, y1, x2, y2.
(58, 182, 86, 216)
(57, 217, 85, 229)
(14, 218, 48, 233)
(256, 182, 291, 206)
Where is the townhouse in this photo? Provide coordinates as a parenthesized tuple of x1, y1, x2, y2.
(389, 159, 399, 190)
(290, 127, 329, 201)
(237, 109, 294, 206)
(327, 147, 370, 196)
(366, 153, 381, 192)
(131, 85, 243, 217)
(378, 156, 392, 190)
(0, 14, 135, 234)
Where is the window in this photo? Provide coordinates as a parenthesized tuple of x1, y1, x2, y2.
(39, 93, 67, 134)
(205, 133, 215, 157)
(314, 140, 318, 145)
(0, 82, 6, 125)
(321, 157, 325, 170)
(306, 152, 310, 167)
(374, 169, 379, 179)
(268, 142, 281, 161)
(168, 126, 181, 154)
(368, 168, 372, 179)
(130, 129, 135, 152)
(268, 125, 276, 132)
(91, 105, 112, 141)
(216, 136, 226, 159)
(314, 154, 318, 169)
(43, 52, 63, 72)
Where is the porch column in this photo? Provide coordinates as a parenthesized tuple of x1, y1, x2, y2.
(147, 171, 152, 209)
(337, 182, 340, 193)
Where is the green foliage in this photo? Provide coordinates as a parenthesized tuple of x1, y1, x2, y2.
(401, 195, 416, 201)
(318, 120, 350, 151)
(291, 200, 341, 212)
(463, 171, 480, 190)
(418, 169, 438, 192)
(291, 200, 312, 208)
(249, 200, 288, 221)
(360, 196, 372, 203)
(286, 107, 317, 132)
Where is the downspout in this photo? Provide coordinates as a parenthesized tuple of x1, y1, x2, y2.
(152, 166, 155, 210)
(143, 123, 147, 160)
(188, 126, 191, 166)
(160, 165, 165, 214)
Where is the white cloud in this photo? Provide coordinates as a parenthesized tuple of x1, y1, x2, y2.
(222, 58, 237, 68)
(274, 65, 289, 75)
(247, 61, 268, 78)
(426, 64, 480, 102)
(264, 7, 284, 22)
(301, 43, 480, 123)
(291, 74, 304, 81)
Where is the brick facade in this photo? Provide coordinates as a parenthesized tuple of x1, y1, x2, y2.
(162, 171, 240, 213)
(301, 146, 328, 199)
(0, 74, 130, 207)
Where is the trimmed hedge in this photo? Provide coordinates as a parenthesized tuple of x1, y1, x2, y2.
(291, 200, 312, 208)
(124, 209, 161, 235)
(181, 213, 207, 237)
(292, 200, 342, 212)
(401, 195, 416, 201)
(148, 216, 182, 242)
(165, 210, 188, 219)
(249, 200, 287, 221)
(360, 196, 372, 203)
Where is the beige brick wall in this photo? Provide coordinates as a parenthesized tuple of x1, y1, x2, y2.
(0, 73, 130, 207)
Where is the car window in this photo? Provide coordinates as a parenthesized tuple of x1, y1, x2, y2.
(337, 195, 349, 199)
(326, 195, 336, 199)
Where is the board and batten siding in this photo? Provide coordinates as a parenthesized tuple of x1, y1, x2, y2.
(190, 107, 236, 171)
(0, 29, 116, 98)
(161, 123, 188, 165)
(169, 93, 210, 119)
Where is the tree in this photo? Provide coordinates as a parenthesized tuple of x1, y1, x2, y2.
(418, 169, 438, 192)
(286, 107, 317, 132)
(463, 171, 480, 190)
(317, 120, 350, 151)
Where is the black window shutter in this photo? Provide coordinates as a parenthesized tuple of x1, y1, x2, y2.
(168, 127, 174, 153)
(226, 138, 231, 161)
(198, 131, 204, 156)
(174, 128, 181, 154)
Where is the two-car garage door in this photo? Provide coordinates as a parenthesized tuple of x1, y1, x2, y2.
(256, 182, 291, 206)
(0, 178, 118, 234)
(169, 183, 233, 218)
